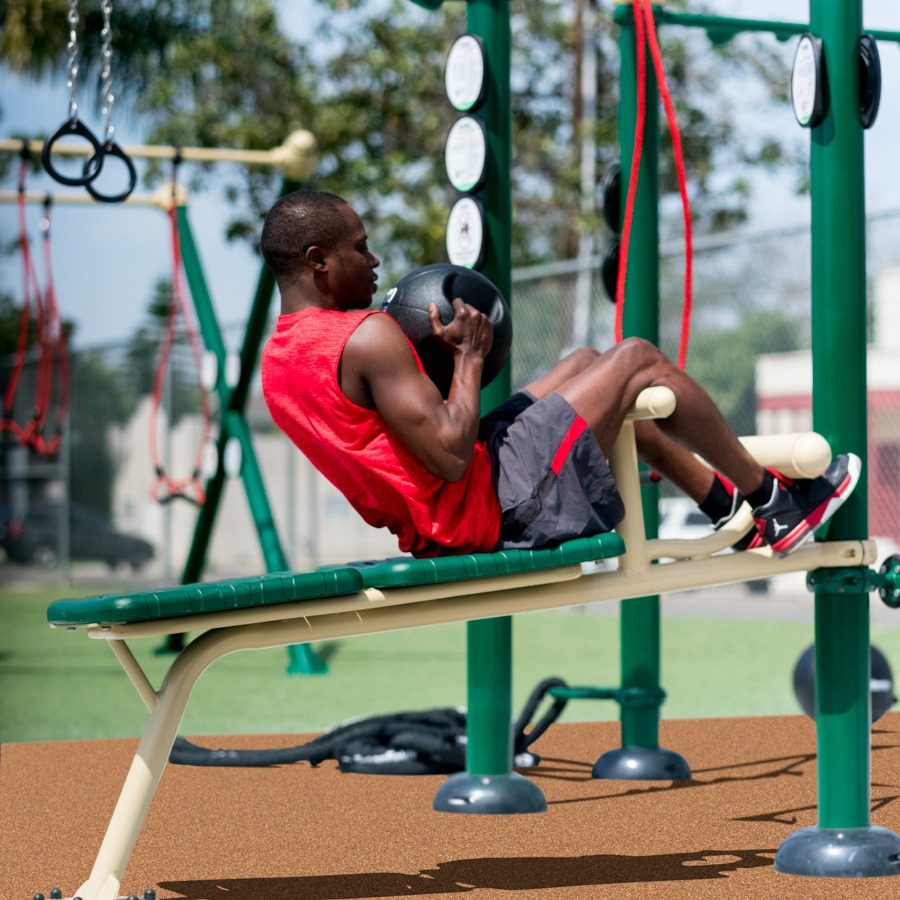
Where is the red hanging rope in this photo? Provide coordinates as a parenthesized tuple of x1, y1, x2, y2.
(148, 187, 211, 506)
(614, 0, 647, 347)
(30, 198, 70, 457)
(616, 0, 694, 369)
(2, 160, 46, 446)
(640, 0, 693, 369)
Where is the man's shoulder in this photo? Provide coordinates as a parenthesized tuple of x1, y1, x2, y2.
(346, 309, 405, 345)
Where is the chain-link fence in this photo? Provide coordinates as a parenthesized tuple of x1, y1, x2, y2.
(4, 214, 900, 583)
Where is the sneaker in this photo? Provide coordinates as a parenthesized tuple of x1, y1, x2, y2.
(752, 453, 861, 556)
(710, 475, 764, 551)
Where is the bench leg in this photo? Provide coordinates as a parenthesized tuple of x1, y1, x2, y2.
(72, 632, 232, 900)
(595, 421, 691, 781)
(72, 698, 183, 899)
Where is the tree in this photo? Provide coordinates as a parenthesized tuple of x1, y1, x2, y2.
(685, 308, 802, 436)
(1, 0, 798, 284)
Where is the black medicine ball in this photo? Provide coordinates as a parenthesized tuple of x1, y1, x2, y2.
(793, 643, 896, 724)
(381, 263, 512, 398)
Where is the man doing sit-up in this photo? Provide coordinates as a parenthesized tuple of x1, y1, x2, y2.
(261, 190, 859, 559)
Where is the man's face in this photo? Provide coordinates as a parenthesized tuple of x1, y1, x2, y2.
(322, 205, 381, 310)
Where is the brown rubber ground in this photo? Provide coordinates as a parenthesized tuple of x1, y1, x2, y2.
(4, 713, 900, 900)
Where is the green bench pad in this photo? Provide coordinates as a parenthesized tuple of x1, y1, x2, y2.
(47, 532, 625, 627)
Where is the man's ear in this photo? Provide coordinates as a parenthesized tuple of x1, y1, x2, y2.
(306, 245, 328, 271)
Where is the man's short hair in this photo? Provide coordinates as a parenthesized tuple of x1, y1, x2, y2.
(260, 190, 349, 280)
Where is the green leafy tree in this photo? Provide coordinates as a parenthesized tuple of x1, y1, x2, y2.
(1, 0, 798, 281)
(685, 308, 802, 435)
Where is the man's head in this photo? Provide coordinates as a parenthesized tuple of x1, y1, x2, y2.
(261, 190, 380, 311)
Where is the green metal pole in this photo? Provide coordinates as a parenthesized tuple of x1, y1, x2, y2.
(177, 201, 287, 584)
(591, 2, 688, 783)
(464, 0, 514, 780)
(434, 0, 544, 813)
(617, 2, 661, 753)
(775, 0, 900, 877)
(809, 0, 869, 831)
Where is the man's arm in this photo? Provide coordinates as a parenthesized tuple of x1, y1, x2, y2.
(342, 302, 492, 482)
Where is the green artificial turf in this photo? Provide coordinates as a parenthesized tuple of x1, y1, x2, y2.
(2, 583, 900, 743)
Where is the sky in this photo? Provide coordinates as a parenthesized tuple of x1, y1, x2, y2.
(1, 0, 899, 350)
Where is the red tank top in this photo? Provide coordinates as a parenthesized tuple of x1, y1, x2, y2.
(261, 308, 501, 557)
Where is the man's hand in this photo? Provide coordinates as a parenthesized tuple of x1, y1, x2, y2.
(342, 312, 485, 482)
(428, 298, 493, 361)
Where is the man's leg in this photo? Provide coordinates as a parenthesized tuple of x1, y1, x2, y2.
(525, 347, 720, 502)
(552, 337, 766, 496)
(552, 337, 860, 555)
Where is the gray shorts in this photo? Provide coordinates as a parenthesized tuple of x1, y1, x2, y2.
(480, 391, 625, 550)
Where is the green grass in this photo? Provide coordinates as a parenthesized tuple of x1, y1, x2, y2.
(3, 584, 900, 743)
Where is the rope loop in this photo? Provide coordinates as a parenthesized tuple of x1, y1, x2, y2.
(147, 187, 212, 506)
(2, 168, 70, 457)
(616, 0, 693, 369)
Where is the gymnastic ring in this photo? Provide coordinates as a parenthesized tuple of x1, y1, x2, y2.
(41, 118, 104, 187)
(84, 140, 138, 203)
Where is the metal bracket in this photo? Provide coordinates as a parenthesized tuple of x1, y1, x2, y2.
(549, 684, 667, 709)
(806, 565, 883, 594)
(806, 556, 900, 609)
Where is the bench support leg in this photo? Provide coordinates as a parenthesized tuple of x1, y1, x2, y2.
(434, 616, 546, 814)
(72, 631, 236, 900)
(595, 422, 691, 782)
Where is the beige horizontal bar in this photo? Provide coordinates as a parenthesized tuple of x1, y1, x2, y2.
(0, 130, 317, 178)
(215, 539, 874, 647)
(79, 564, 585, 640)
(627, 385, 676, 420)
(0, 184, 185, 209)
(80, 539, 874, 644)
(2, 138, 273, 164)
(739, 431, 832, 478)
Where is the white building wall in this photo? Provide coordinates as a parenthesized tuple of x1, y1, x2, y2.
(756, 267, 900, 435)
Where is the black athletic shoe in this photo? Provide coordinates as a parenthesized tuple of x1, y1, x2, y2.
(710, 473, 765, 551)
(752, 453, 861, 556)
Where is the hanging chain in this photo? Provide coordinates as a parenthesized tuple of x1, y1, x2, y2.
(65, 0, 81, 120)
(98, 0, 116, 144)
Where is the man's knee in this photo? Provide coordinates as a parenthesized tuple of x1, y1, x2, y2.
(565, 346, 601, 371)
(614, 336, 666, 372)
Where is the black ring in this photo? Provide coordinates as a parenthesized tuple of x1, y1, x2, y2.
(84, 141, 138, 203)
(41, 118, 104, 187)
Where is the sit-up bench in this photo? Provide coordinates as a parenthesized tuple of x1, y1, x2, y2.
(45, 387, 875, 900)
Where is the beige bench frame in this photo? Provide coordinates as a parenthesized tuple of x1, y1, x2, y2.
(52, 386, 874, 900)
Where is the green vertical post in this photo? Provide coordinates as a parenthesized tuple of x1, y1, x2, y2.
(592, 1, 688, 782)
(617, 4, 662, 754)
(464, 0, 514, 780)
(167, 190, 325, 674)
(809, 0, 869, 831)
(433, 0, 545, 813)
(177, 203, 288, 582)
(775, 0, 900, 876)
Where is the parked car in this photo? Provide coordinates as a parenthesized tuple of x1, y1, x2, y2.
(658, 497, 769, 594)
(2, 503, 154, 571)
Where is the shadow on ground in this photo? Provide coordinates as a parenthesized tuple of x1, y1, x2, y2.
(160, 848, 776, 899)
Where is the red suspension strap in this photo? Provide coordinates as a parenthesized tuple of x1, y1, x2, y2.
(614, 0, 647, 348)
(2, 157, 46, 447)
(148, 173, 211, 506)
(30, 197, 70, 457)
(616, 0, 694, 369)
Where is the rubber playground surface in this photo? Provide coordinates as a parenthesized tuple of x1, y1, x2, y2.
(4, 713, 900, 900)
